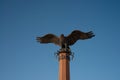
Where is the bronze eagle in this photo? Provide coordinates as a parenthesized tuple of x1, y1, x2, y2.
(36, 30, 95, 50)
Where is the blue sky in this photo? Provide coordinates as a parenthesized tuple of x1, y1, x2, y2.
(0, 0, 120, 80)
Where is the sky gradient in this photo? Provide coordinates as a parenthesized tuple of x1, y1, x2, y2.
(0, 0, 120, 80)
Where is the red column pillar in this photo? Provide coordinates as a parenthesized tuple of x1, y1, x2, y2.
(58, 52, 70, 80)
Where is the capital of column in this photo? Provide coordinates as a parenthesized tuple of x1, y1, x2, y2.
(58, 52, 70, 61)
(55, 48, 74, 61)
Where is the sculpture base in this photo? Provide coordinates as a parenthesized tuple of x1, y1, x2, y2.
(59, 47, 71, 53)
(55, 48, 74, 61)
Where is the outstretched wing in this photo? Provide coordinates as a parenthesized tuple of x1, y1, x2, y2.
(66, 30, 95, 46)
(36, 34, 60, 45)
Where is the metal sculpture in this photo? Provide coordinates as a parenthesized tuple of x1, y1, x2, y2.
(36, 30, 95, 51)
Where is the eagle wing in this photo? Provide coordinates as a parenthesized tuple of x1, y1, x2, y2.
(66, 30, 95, 46)
(36, 34, 60, 45)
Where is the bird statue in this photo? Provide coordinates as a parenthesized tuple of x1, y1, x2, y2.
(36, 30, 95, 51)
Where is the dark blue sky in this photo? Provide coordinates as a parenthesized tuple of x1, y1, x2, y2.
(0, 0, 120, 80)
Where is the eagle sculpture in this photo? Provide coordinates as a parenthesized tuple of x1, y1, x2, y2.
(36, 30, 95, 51)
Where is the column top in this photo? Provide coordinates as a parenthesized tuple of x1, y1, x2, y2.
(58, 48, 71, 53)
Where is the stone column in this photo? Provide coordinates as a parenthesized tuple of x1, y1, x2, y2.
(58, 51, 70, 80)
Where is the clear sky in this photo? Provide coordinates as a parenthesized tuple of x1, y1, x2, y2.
(0, 0, 120, 80)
